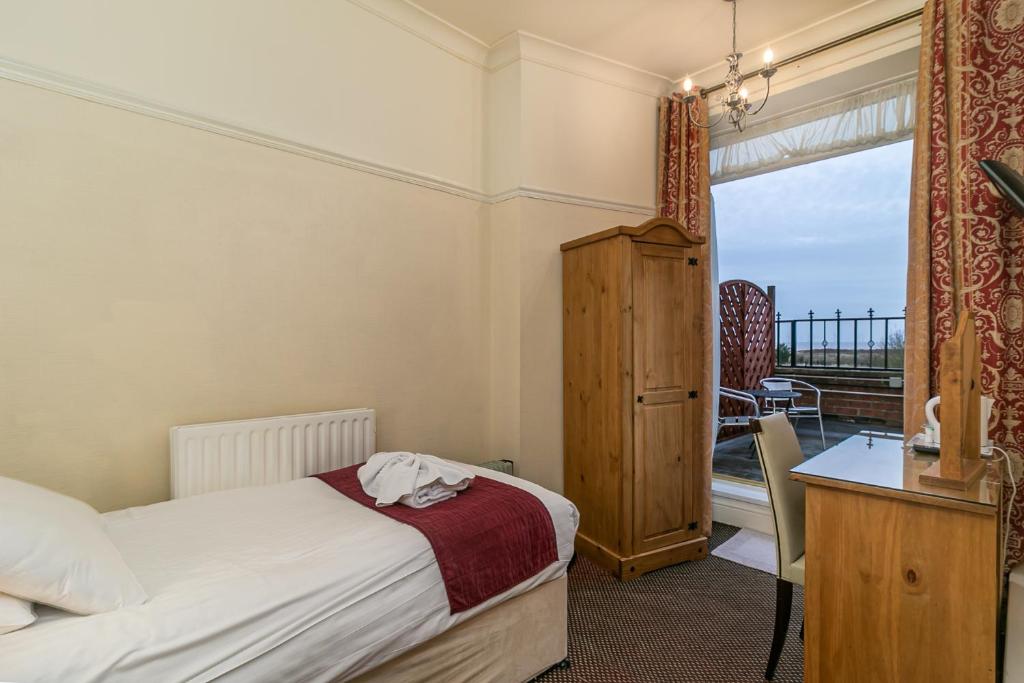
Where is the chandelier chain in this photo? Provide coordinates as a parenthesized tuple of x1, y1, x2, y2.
(676, 0, 774, 132)
(731, 0, 737, 56)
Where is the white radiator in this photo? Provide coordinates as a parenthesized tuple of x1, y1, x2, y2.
(170, 409, 376, 499)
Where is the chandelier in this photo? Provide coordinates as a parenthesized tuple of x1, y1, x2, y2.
(678, 0, 777, 132)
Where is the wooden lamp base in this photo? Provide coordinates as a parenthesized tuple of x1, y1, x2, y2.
(918, 311, 985, 492)
(918, 457, 986, 490)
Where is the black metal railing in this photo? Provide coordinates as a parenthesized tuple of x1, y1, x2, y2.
(775, 308, 906, 371)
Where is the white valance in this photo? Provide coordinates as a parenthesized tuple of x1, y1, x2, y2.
(710, 77, 917, 184)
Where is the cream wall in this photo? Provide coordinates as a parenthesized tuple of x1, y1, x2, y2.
(481, 197, 652, 494)
(514, 199, 652, 493)
(484, 200, 522, 462)
(520, 60, 657, 209)
(0, 2, 665, 508)
(484, 61, 523, 195)
(482, 37, 661, 491)
(0, 0, 500, 511)
(0, 0, 916, 510)
(0, 79, 490, 510)
(0, 0, 487, 192)
(482, 32, 665, 207)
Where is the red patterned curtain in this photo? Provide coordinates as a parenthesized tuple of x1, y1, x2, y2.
(657, 95, 711, 231)
(904, 0, 1024, 565)
(657, 93, 714, 529)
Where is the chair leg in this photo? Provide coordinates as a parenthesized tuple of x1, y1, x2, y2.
(766, 578, 793, 681)
(817, 414, 826, 449)
(800, 619, 804, 642)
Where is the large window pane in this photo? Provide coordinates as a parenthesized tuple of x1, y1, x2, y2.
(712, 139, 912, 483)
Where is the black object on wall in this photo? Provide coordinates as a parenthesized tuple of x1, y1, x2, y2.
(980, 159, 1024, 218)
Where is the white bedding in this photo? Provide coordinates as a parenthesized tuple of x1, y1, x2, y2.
(0, 465, 578, 683)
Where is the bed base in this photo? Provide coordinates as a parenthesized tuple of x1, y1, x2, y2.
(532, 657, 571, 680)
(348, 575, 567, 683)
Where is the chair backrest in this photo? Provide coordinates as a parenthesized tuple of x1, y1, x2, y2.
(720, 387, 759, 408)
(752, 413, 805, 581)
(762, 378, 793, 392)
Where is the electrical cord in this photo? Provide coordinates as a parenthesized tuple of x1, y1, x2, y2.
(990, 445, 1021, 567)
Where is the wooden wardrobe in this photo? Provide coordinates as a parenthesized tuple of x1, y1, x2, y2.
(561, 217, 710, 580)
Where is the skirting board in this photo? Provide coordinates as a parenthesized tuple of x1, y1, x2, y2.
(574, 533, 708, 581)
(711, 478, 774, 536)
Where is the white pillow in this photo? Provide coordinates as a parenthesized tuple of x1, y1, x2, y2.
(0, 476, 147, 614)
(0, 593, 35, 634)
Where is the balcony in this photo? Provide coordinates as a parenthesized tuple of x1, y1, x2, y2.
(775, 308, 905, 373)
(714, 307, 905, 483)
(714, 416, 893, 483)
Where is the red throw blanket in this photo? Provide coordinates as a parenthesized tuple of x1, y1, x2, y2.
(315, 465, 559, 614)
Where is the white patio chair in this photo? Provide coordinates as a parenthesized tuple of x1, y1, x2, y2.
(760, 377, 826, 449)
(717, 387, 762, 439)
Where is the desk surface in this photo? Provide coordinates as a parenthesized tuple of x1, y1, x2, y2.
(790, 432, 1001, 515)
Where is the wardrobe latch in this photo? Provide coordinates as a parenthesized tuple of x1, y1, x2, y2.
(688, 390, 698, 399)
(637, 395, 644, 403)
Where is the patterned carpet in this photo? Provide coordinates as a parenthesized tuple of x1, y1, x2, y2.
(535, 524, 804, 683)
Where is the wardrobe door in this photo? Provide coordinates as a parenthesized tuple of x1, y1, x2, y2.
(631, 242, 701, 554)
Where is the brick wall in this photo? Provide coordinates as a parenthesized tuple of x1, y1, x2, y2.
(776, 367, 904, 428)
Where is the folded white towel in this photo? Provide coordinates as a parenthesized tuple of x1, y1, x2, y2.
(398, 482, 463, 509)
(358, 452, 474, 508)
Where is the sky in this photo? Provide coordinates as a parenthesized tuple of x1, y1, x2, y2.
(712, 139, 913, 325)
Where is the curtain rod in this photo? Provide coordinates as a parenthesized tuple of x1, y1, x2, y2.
(699, 7, 924, 97)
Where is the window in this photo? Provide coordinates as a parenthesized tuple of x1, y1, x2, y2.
(715, 139, 911, 331)
(712, 139, 913, 483)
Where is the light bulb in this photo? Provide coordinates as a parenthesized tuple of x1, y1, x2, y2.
(763, 47, 774, 64)
(682, 77, 693, 93)
(739, 87, 749, 100)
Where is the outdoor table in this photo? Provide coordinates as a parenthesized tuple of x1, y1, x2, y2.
(748, 388, 802, 414)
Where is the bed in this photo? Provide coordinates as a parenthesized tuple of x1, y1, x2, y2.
(0, 463, 577, 682)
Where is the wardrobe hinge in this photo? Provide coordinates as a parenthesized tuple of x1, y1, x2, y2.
(688, 390, 698, 399)
(637, 395, 644, 403)
(688, 521, 698, 531)
(687, 257, 698, 266)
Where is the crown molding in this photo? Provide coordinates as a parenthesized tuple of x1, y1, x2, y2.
(486, 32, 523, 72)
(492, 185, 656, 216)
(359, 0, 922, 102)
(681, 0, 924, 86)
(351, 0, 676, 98)
(1, 57, 655, 216)
(361, 0, 922, 101)
(2, 0, 921, 220)
(0, 56, 489, 203)
(359, 1, 675, 96)
(488, 32, 674, 97)
(513, 32, 674, 98)
(347, 0, 490, 68)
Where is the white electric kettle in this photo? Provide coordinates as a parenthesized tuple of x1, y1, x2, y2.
(924, 394, 994, 447)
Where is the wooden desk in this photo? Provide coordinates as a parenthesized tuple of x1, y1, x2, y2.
(790, 433, 1003, 682)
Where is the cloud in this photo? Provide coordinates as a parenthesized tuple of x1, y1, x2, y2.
(712, 140, 912, 320)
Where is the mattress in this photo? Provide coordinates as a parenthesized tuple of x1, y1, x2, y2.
(0, 465, 578, 683)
